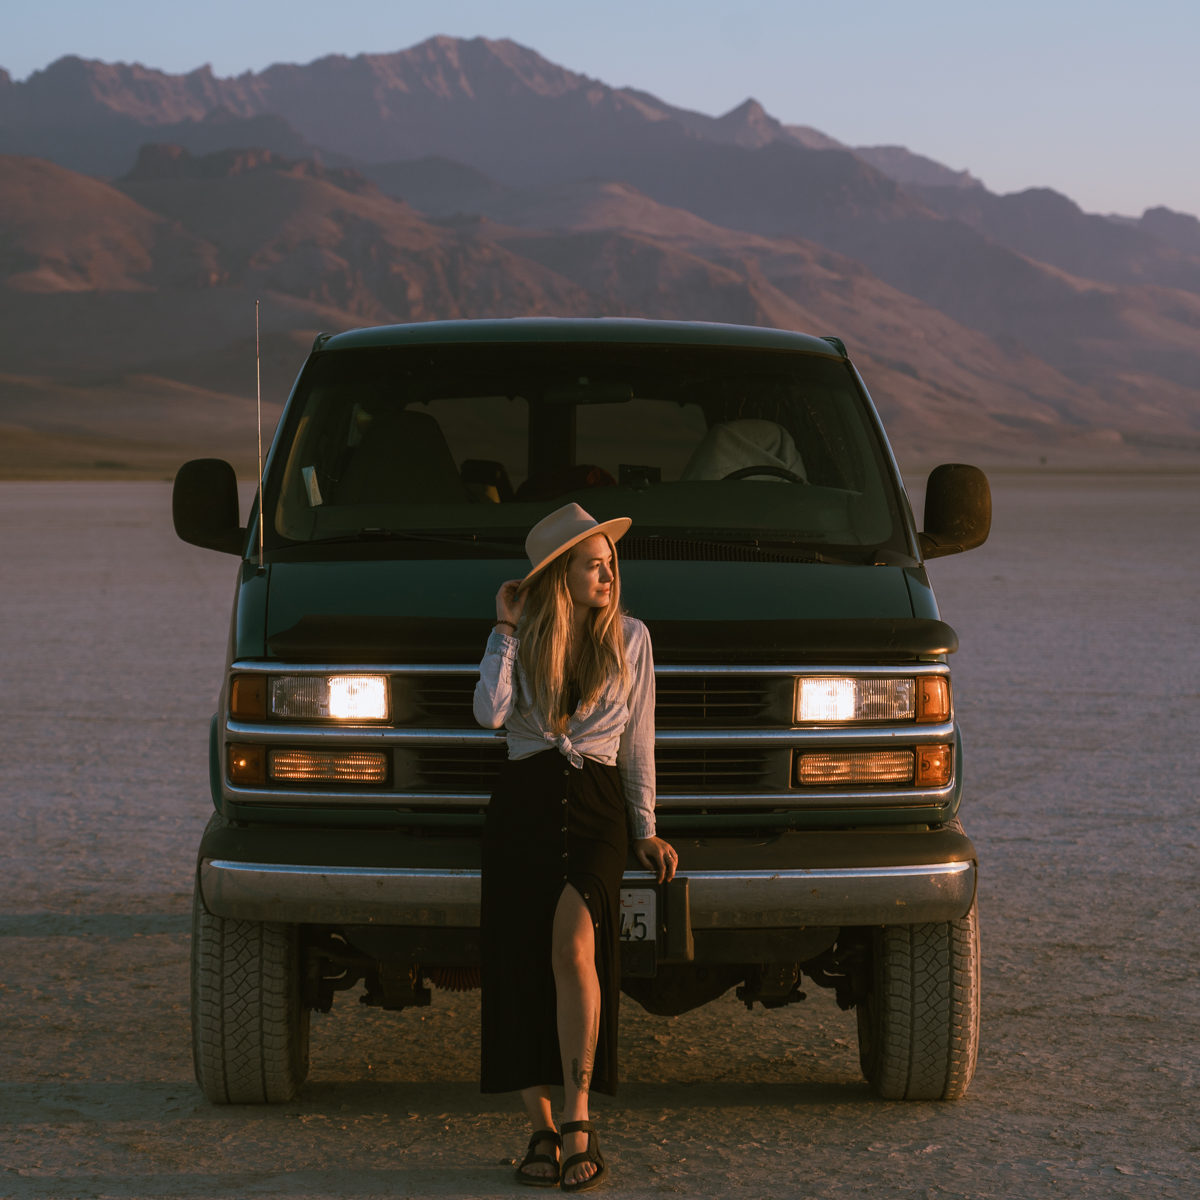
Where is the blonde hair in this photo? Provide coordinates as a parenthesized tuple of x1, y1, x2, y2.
(518, 536, 628, 733)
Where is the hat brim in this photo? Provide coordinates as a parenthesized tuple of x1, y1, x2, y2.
(517, 516, 632, 591)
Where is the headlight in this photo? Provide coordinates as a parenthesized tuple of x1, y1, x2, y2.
(326, 676, 389, 720)
(231, 673, 390, 721)
(272, 674, 389, 721)
(794, 676, 949, 724)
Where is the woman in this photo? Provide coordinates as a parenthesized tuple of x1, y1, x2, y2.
(474, 502, 677, 1191)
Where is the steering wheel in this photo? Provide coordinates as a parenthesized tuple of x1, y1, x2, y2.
(721, 464, 805, 483)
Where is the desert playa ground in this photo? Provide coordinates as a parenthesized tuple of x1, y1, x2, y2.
(1, 473, 1196, 1199)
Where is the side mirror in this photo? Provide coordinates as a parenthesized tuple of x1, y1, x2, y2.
(919, 464, 990, 559)
(173, 458, 246, 555)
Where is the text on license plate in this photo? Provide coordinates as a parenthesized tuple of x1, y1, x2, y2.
(619, 888, 656, 942)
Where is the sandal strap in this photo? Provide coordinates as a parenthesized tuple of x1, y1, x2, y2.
(525, 1128, 561, 1149)
(561, 1150, 603, 1172)
(519, 1154, 559, 1170)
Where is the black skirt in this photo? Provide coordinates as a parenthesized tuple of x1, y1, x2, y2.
(480, 749, 628, 1096)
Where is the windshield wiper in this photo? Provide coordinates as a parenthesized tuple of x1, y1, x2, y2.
(304, 529, 524, 552)
(749, 538, 895, 565)
(632, 532, 874, 565)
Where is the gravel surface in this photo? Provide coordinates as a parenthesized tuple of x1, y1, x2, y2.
(2, 475, 1196, 1199)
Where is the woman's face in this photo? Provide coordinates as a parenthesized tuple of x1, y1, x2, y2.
(565, 534, 615, 611)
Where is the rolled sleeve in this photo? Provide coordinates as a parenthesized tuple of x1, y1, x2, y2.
(473, 629, 520, 729)
(617, 621, 657, 839)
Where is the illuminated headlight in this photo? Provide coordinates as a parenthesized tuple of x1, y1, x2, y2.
(794, 676, 949, 724)
(328, 676, 389, 720)
(267, 675, 390, 721)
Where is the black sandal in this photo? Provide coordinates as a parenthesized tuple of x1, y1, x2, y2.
(559, 1120, 607, 1193)
(515, 1127, 561, 1188)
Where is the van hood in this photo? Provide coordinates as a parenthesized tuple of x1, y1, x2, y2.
(253, 558, 953, 664)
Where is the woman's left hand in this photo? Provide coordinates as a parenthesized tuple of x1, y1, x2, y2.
(634, 836, 678, 883)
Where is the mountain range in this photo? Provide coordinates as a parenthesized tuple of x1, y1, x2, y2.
(2, 35, 1198, 477)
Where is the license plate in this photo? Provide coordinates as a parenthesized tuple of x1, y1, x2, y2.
(619, 888, 656, 942)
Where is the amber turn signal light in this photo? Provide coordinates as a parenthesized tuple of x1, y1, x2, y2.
(227, 742, 266, 785)
(914, 743, 953, 787)
(916, 677, 951, 723)
(230, 675, 267, 720)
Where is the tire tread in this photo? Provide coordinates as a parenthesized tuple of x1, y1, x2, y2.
(858, 897, 980, 1100)
(190, 885, 309, 1104)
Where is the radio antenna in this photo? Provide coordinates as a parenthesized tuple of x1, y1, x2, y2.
(256, 299, 264, 573)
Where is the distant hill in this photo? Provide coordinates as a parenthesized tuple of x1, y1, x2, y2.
(853, 145, 982, 190)
(1, 36, 1198, 475)
(912, 184, 1200, 292)
(0, 154, 219, 292)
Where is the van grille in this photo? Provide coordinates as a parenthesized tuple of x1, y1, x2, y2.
(394, 676, 477, 726)
(396, 746, 783, 794)
(656, 677, 784, 725)
(656, 747, 780, 791)
(397, 674, 785, 728)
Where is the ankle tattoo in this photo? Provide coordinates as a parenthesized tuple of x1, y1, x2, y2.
(570, 1056, 592, 1092)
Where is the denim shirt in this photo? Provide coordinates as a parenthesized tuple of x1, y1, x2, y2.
(473, 615, 657, 839)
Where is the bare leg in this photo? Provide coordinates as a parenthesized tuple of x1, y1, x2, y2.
(516, 1085, 559, 1181)
(552, 885, 600, 1188)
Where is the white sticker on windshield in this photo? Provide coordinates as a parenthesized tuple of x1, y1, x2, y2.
(301, 465, 324, 508)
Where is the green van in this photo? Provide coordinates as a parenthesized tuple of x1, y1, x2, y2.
(174, 318, 990, 1104)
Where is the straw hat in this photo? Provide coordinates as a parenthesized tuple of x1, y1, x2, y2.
(519, 502, 631, 590)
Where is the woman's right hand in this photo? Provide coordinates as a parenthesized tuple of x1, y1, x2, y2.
(496, 579, 526, 628)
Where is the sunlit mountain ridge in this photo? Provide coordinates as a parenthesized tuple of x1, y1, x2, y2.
(2, 36, 1198, 475)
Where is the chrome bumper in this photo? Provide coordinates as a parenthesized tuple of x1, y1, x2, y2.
(199, 858, 976, 927)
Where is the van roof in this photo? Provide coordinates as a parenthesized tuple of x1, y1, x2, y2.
(316, 318, 846, 358)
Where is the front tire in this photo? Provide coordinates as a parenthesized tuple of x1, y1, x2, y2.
(856, 896, 980, 1100)
(190, 882, 310, 1103)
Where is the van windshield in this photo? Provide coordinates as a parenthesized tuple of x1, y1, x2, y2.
(266, 342, 911, 561)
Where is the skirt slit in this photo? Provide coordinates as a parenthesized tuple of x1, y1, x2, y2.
(480, 750, 628, 1096)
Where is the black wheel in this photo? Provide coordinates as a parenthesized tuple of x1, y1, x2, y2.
(190, 880, 310, 1103)
(721, 464, 804, 482)
(856, 896, 980, 1100)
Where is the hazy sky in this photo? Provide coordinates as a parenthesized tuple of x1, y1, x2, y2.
(6, 0, 1198, 218)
